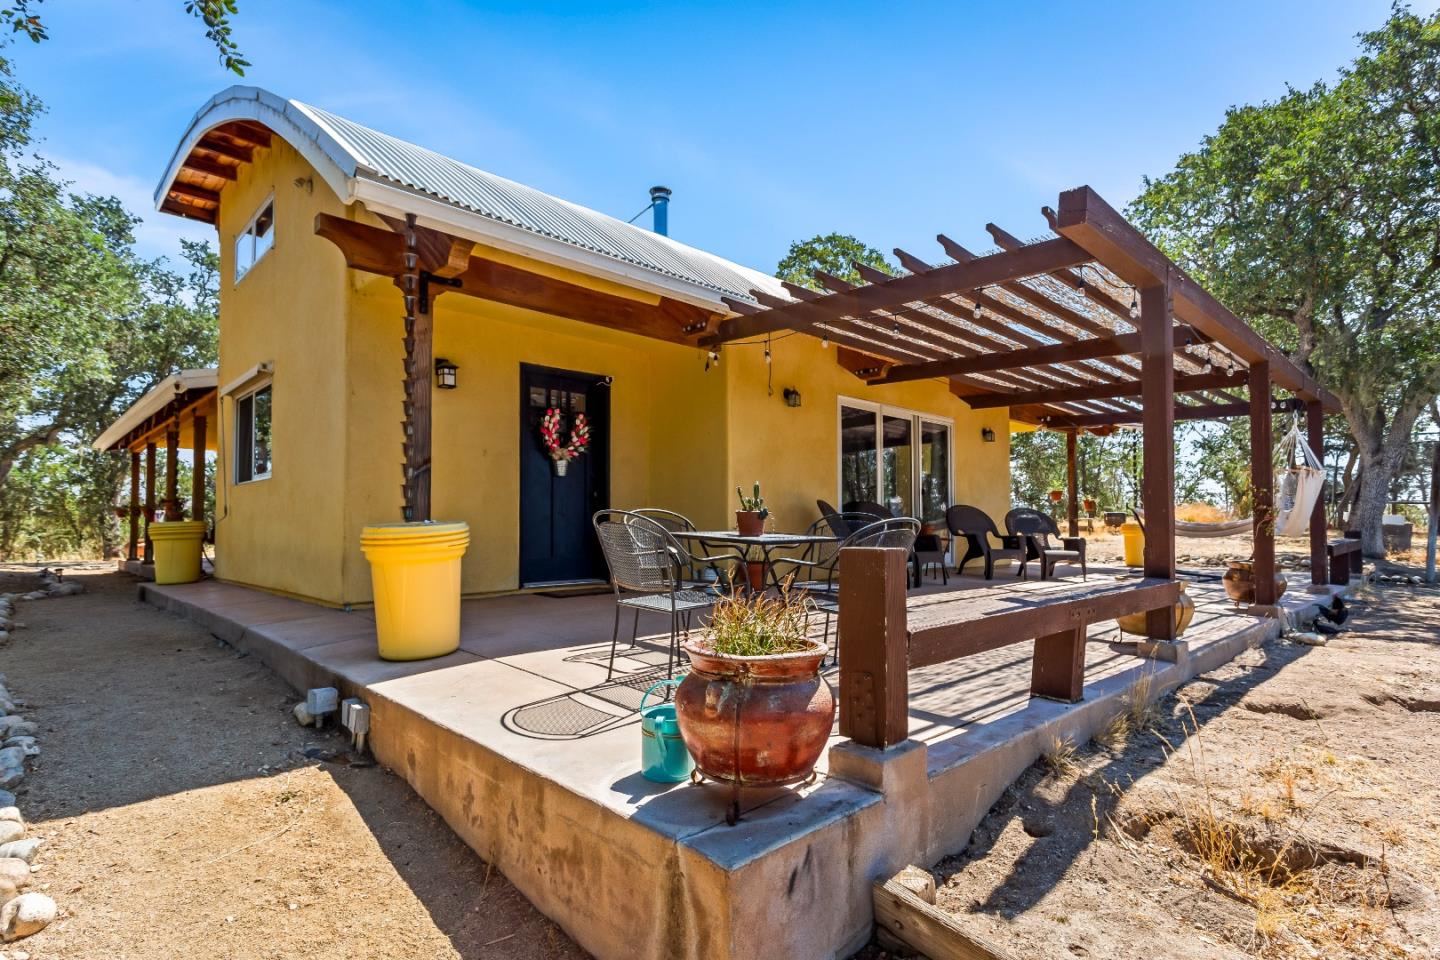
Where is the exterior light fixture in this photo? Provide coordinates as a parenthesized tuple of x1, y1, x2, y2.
(434, 358, 458, 389)
(1129, 293, 1140, 319)
(972, 300, 983, 319)
(981, 427, 996, 443)
(782, 387, 802, 408)
(821, 332, 829, 349)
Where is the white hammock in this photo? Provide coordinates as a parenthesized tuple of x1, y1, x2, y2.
(1140, 419, 1325, 539)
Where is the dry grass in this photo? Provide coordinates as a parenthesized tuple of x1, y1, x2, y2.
(1042, 734, 1079, 777)
(1176, 501, 1236, 523)
(701, 580, 814, 656)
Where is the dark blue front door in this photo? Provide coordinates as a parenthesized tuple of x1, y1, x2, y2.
(519, 364, 610, 585)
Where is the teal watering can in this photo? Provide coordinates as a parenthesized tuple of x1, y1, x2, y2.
(639, 679, 694, 783)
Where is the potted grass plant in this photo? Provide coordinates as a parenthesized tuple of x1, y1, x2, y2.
(675, 583, 834, 793)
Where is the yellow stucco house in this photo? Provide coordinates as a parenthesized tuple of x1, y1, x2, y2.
(144, 86, 1011, 607)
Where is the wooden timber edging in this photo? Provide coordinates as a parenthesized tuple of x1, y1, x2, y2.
(873, 871, 1019, 960)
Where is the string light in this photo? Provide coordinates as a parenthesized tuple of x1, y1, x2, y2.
(763, 336, 772, 364)
(1128, 293, 1139, 319)
(972, 299, 983, 319)
(821, 331, 829, 349)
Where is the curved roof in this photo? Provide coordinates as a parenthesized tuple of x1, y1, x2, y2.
(156, 86, 784, 310)
(93, 369, 218, 452)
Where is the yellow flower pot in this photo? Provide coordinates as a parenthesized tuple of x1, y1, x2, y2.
(1120, 520, 1145, 568)
(360, 522, 469, 661)
(149, 520, 207, 585)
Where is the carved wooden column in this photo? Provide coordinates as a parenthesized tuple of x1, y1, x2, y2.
(1139, 281, 1177, 639)
(143, 442, 157, 563)
(1250, 362, 1277, 605)
(191, 414, 207, 525)
(164, 420, 181, 520)
(127, 450, 140, 561)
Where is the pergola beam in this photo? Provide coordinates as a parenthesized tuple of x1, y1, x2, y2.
(1054, 186, 1338, 409)
(961, 370, 1234, 410)
(701, 237, 1091, 344)
(876, 326, 1195, 385)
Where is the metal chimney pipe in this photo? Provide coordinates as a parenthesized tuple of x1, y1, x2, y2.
(649, 186, 671, 236)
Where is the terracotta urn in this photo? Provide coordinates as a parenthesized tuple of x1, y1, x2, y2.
(1222, 560, 1288, 606)
(735, 510, 764, 537)
(675, 638, 834, 789)
(1116, 580, 1196, 638)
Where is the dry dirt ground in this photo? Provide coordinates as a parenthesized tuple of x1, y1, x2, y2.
(860, 574, 1440, 960)
(0, 563, 589, 960)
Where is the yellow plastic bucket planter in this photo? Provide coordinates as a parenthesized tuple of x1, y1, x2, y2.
(360, 521, 470, 661)
(1120, 520, 1145, 568)
(149, 520, 206, 584)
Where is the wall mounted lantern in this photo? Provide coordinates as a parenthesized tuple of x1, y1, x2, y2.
(782, 387, 802, 408)
(981, 427, 996, 443)
(435, 358, 458, 390)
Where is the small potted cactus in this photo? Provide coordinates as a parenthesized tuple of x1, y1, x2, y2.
(735, 482, 768, 537)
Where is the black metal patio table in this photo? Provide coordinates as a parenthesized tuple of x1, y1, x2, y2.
(673, 530, 838, 592)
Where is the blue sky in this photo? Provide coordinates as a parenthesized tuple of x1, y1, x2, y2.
(11, 0, 1427, 270)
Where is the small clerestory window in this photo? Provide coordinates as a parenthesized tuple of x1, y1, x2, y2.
(234, 198, 274, 281)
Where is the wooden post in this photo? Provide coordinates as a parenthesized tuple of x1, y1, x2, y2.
(1306, 400, 1327, 587)
(164, 420, 181, 520)
(143, 441, 156, 564)
(1031, 626, 1086, 702)
(1250, 362, 1277, 605)
(1066, 429, 1079, 538)
(191, 414, 207, 524)
(1139, 282, 1177, 640)
(127, 450, 140, 561)
(837, 546, 910, 750)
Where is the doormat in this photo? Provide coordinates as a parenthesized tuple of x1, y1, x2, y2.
(534, 586, 613, 599)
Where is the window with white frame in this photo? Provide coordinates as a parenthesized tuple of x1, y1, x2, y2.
(837, 399, 951, 522)
(235, 384, 273, 483)
(233, 197, 274, 281)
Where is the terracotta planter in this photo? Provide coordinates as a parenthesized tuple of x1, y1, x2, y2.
(1222, 560, 1288, 606)
(735, 510, 764, 536)
(1049, 489, 1064, 503)
(1116, 581, 1196, 638)
(744, 560, 767, 592)
(1083, 498, 1097, 514)
(675, 638, 834, 789)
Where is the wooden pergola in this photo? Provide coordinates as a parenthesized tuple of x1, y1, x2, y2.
(96, 374, 217, 564)
(700, 186, 1342, 630)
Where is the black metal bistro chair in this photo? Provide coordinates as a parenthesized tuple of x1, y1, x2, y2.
(592, 510, 744, 681)
(773, 517, 921, 648)
(1004, 507, 1088, 580)
(946, 504, 1027, 580)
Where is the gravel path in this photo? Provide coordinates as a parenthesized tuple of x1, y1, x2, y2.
(0, 563, 589, 960)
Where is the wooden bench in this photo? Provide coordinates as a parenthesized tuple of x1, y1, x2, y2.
(1327, 537, 1361, 586)
(836, 547, 1181, 749)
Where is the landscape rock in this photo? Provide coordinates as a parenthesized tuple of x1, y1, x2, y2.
(0, 809, 20, 825)
(0, 768, 20, 792)
(0, 793, 14, 810)
(0, 633, 8, 645)
(0, 860, 27, 892)
(292, 701, 315, 727)
(0, 742, 35, 760)
(1292, 631, 1328, 646)
(17, 595, 43, 603)
(0, 840, 40, 864)
(0, 824, 21, 848)
(44, 582, 82, 597)
(0, 722, 35, 741)
(1, 892, 55, 941)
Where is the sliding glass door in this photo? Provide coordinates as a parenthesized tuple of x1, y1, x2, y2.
(838, 400, 951, 523)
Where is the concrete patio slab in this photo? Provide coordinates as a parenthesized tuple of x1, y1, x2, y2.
(135, 566, 1348, 960)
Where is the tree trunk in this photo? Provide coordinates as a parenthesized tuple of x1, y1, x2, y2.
(1343, 396, 1425, 557)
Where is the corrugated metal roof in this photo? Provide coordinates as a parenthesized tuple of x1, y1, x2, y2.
(298, 101, 781, 304)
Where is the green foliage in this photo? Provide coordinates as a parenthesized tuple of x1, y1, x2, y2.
(776, 233, 896, 291)
(735, 481, 767, 517)
(1010, 429, 1141, 512)
(702, 584, 813, 657)
(0, 69, 218, 558)
(1, 0, 247, 74)
(1129, 4, 1440, 551)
